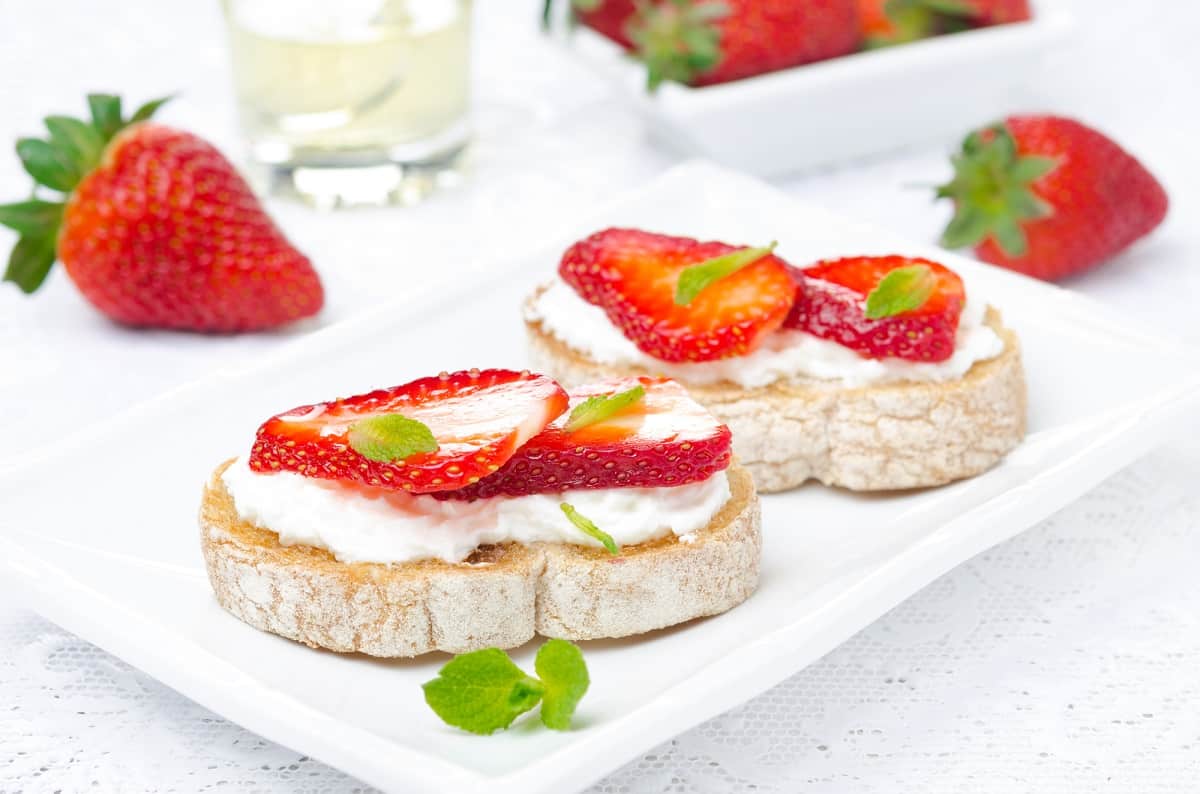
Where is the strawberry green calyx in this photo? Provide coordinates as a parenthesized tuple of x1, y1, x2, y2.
(868, 0, 974, 47)
(937, 123, 1060, 258)
(629, 0, 729, 91)
(0, 93, 171, 293)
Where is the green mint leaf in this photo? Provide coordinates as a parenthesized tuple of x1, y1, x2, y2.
(87, 94, 124, 142)
(564, 385, 645, 433)
(128, 95, 174, 124)
(560, 503, 619, 555)
(535, 639, 590, 731)
(0, 199, 65, 237)
(15, 138, 79, 193)
(864, 265, 936, 320)
(422, 648, 545, 735)
(4, 231, 59, 294)
(347, 414, 438, 462)
(674, 242, 778, 306)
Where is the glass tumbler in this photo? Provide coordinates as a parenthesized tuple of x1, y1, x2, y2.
(221, 0, 472, 207)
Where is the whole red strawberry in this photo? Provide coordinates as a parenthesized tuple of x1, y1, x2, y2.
(630, 0, 861, 89)
(0, 94, 323, 331)
(560, 228, 795, 362)
(937, 115, 1168, 281)
(786, 256, 965, 362)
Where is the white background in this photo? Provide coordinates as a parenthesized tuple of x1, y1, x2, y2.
(1, 0, 1198, 791)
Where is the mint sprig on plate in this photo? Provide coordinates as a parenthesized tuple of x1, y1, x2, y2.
(564, 385, 645, 433)
(674, 242, 778, 306)
(347, 414, 438, 462)
(864, 264, 935, 319)
(423, 640, 590, 734)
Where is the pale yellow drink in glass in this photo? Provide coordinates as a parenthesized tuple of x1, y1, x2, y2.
(221, 0, 471, 205)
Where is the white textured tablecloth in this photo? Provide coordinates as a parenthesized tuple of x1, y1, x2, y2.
(2, 1, 1199, 791)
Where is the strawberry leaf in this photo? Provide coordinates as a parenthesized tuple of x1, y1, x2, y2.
(864, 265, 935, 319)
(16, 138, 79, 192)
(44, 116, 104, 177)
(87, 94, 124, 142)
(347, 414, 438, 462)
(4, 231, 59, 294)
(0, 200, 65, 237)
(560, 503, 619, 555)
(675, 242, 778, 306)
(129, 95, 173, 124)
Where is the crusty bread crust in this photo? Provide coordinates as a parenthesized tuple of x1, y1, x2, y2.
(525, 289, 1027, 492)
(200, 461, 761, 657)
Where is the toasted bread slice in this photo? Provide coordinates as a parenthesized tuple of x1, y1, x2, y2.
(525, 290, 1026, 492)
(200, 460, 760, 657)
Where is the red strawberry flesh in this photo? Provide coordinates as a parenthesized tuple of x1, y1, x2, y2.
(559, 228, 795, 363)
(248, 369, 569, 493)
(437, 376, 733, 501)
(785, 256, 965, 362)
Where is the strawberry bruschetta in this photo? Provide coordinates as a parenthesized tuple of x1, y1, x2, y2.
(524, 229, 1027, 492)
(200, 369, 760, 657)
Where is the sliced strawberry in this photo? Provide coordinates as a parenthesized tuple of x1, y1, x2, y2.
(437, 376, 733, 501)
(784, 256, 966, 362)
(248, 369, 569, 493)
(559, 228, 795, 363)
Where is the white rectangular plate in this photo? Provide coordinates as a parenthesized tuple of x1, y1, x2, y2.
(3, 161, 1198, 794)
(564, 5, 1071, 175)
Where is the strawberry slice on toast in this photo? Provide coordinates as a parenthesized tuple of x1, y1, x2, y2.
(785, 256, 966, 362)
(249, 369, 569, 493)
(559, 228, 795, 363)
(439, 376, 733, 501)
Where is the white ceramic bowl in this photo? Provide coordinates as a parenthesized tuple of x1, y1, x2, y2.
(566, 4, 1073, 176)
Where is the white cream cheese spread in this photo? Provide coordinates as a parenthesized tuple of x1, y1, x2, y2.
(526, 278, 1005, 388)
(221, 459, 731, 565)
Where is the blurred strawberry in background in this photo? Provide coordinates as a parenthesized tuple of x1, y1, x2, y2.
(860, 0, 1031, 47)
(550, 0, 862, 89)
(632, 0, 861, 89)
(936, 115, 1168, 281)
(0, 94, 324, 332)
(571, 0, 638, 48)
